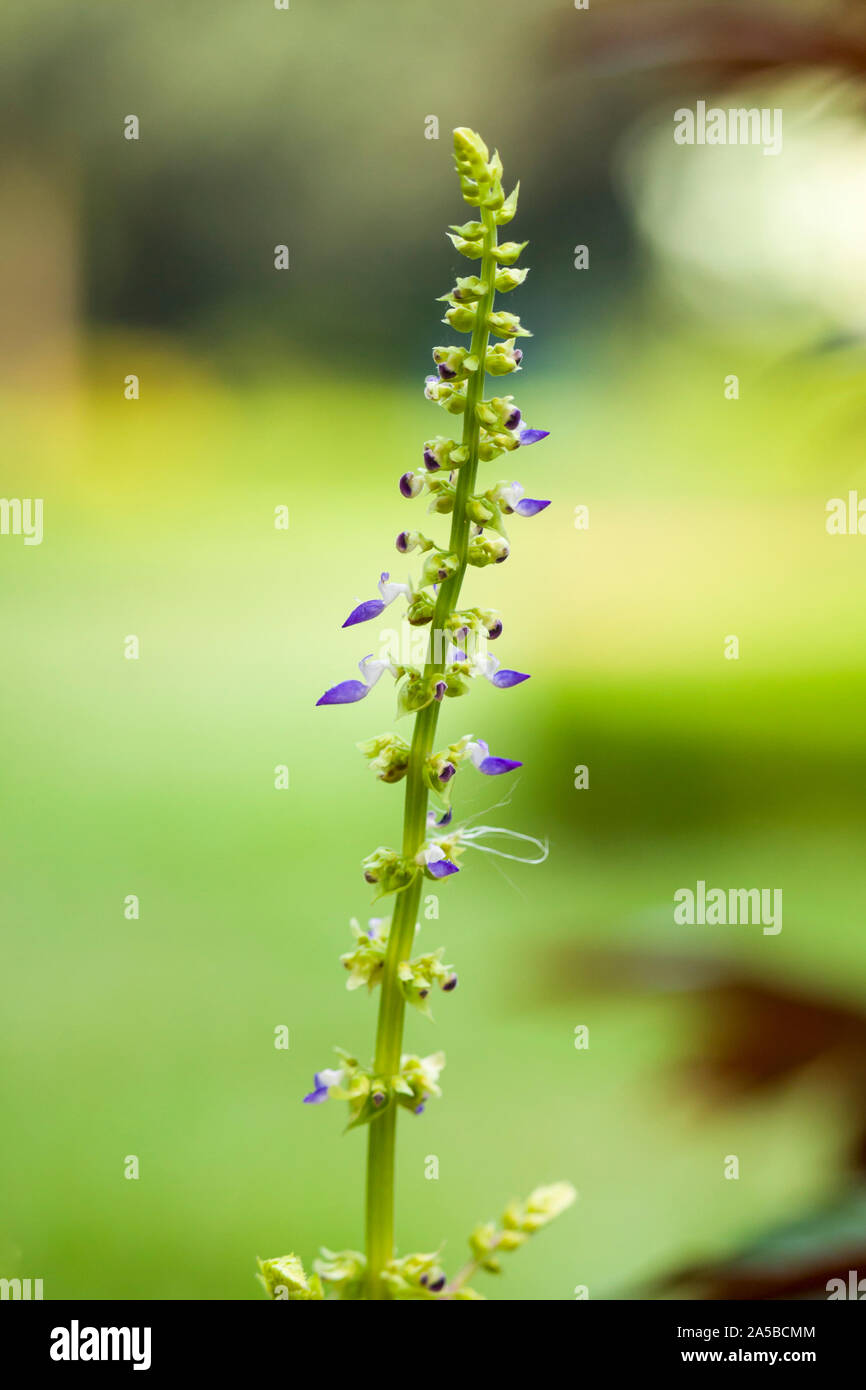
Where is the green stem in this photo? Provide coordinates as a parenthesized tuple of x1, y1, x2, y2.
(363, 196, 498, 1299)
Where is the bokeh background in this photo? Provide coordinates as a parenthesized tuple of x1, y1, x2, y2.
(3, 0, 866, 1300)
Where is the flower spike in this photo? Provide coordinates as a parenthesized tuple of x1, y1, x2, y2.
(282, 127, 573, 1304)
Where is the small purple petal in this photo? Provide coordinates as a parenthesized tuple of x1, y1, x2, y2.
(478, 756, 523, 775)
(396, 531, 410, 552)
(513, 348, 523, 365)
(491, 669, 530, 689)
(316, 679, 371, 706)
(442, 973, 458, 991)
(428, 858, 459, 878)
(487, 618, 503, 640)
(414, 1103, 426, 1115)
(438, 364, 456, 380)
(439, 762, 456, 782)
(505, 407, 521, 429)
(343, 598, 386, 628)
(303, 1084, 329, 1105)
(427, 807, 453, 828)
(423, 449, 440, 471)
(434, 680, 447, 701)
(400, 472, 421, 498)
(515, 498, 550, 517)
(518, 428, 549, 445)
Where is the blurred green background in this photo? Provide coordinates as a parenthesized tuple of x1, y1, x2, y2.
(2, 0, 866, 1300)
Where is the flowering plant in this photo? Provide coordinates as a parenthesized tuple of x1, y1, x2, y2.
(258, 128, 575, 1300)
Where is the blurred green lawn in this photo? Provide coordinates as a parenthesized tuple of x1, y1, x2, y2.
(2, 330, 864, 1298)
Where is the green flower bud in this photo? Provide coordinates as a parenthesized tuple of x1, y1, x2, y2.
(340, 916, 389, 991)
(453, 127, 490, 183)
(494, 265, 528, 293)
(483, 428, 519, 453)
(468, 533, 510, 567)
(495, 182, 520, 225)
(485, 338, 524, 376)
(426, 476, 456, 513)
(382, 1249, 448, 1300)
(357, 732, 411, 784)
(314, 1248, 366, 1301)
(362, 846, 416, 898)
(468, 1222, 501, 1273)
(466, 496, 496, 525)
(396, 669, 447, 717)
(497, 1229, 528, 1252)
(448, 219, 484, 239)
(437, 277, 487, 306)
(398, 948, 454, 1016)
(396, 1049, 446, 1112)
(487, 310, 531, 339)
(256, 1254, 324, 1301)
(478, 437, 505, 463)
(446, 233, 483, 260)
(431, 345, 479, 378)
(491, 241, 528, 266)
(424, 376, 467, 412)
(443, 302, 477, 334)
(406, 591, 435, 626)
(420, 550, 458, 587)
(521, 1182, 578, 1228)
(476, 395, 518, 429)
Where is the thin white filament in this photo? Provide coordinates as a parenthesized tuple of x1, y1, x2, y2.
(459, 824, 550, 865)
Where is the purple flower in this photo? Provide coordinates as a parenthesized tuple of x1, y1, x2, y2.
(486, 618, 503, 640)
(427, 807, 453, 829)
(466, 739, 522, 776)
(427, 858, 459, 878)
(417, 842, 459, 878)
(316, 654, 392, 706)
(439, 761, 456, 782)
(396, 531, 410, 553)
(515, 497, 550, 516)
(504, 406, 521, 429)
(442, 973, 458, 992)
(303, 1066, 343, 1105)
(433, 679, 447, 701)
(500, 481, 550, 517)
(343, 572, 410, 628)
(518, 427, 549, 446)
(423, 448, 440, 471)
(476, 653, 531, 689)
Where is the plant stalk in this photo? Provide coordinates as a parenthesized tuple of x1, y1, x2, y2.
(363, 194, 498, 1298)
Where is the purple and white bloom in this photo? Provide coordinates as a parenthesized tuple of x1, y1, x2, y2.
(399, 471, 424, 499)
(473, 652, 530, 689)
(427, 807, 453, 829)
(465, 739, 522, 776)
(343, 573, 411, 628)
(499, 481, 550, 517)
(417, 842, 459, 877)
(316, 654, 394, 707)
(303, 1066, 344, 1105)
(445, 641, 530, 690)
